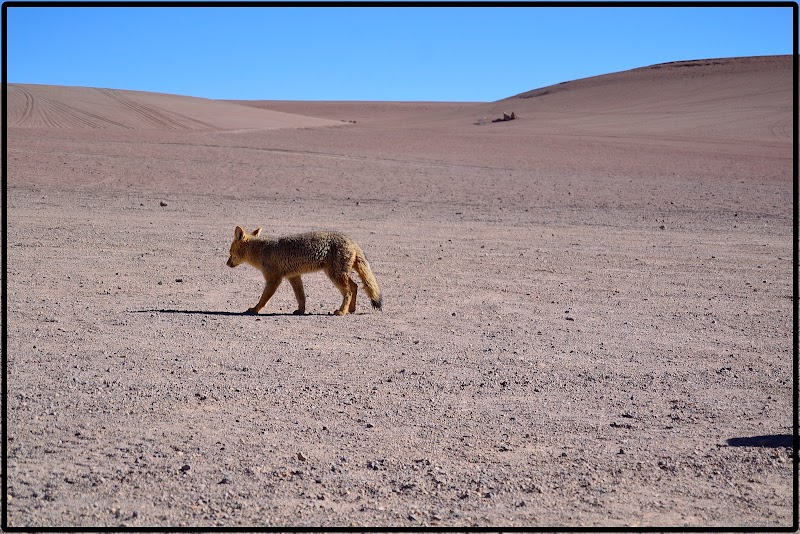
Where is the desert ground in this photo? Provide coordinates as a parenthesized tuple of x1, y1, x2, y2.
(4, 55, 795, 528)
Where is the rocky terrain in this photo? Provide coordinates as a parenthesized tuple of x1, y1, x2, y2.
(5, 55, 794, 528)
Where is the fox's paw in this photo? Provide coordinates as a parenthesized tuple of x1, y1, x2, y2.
(292, 309, 305, 316)
(244, 307, 260, 315)
(333, 309, 347, 316)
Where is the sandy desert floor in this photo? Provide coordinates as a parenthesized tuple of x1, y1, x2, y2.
(4, 55, 795, 528)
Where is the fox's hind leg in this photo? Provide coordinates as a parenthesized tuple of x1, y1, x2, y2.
(347, 276, 358, 313)
(327, 271, 356, 316)
(288, 276, 306, 315)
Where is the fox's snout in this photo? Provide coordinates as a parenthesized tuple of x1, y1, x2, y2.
(226, 256, 235, 268)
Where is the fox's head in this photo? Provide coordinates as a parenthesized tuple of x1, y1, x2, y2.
(226, 225, 262, 268)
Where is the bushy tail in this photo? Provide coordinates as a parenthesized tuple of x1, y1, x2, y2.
(353, 249, 382, 310)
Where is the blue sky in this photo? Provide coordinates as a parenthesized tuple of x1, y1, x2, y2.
(5, 5, 795, 101)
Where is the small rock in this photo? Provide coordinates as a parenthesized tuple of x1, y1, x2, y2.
(297, 452, 307, 462)
(180, 464, 190, 472)
(492, 111, 517, 122)
(175, 278, 183, 283)
(160, 201, 168, 207)
(219, 477, 231, 484)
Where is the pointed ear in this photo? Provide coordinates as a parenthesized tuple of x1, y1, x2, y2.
(234, 225, 246, 240)
(252, 227, 262, 237)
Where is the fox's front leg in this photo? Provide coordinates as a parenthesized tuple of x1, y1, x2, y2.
(287, 276, 306, 315)
(245, 275, 282, 315)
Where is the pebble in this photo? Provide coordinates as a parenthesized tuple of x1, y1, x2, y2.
(297, 452, 307, 462)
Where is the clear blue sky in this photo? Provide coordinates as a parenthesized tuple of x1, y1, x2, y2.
(5, 5, 794, 101)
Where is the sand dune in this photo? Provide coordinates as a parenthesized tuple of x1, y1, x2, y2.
(7, 84, 344, 131)
(482, 55, 793, 140)
(234, 55, 791, 143)
(9, 55, 791, 140)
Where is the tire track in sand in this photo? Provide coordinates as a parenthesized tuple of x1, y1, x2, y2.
(9, 85, 135, 129)
(8, 86, 35, 126)
(97, 89, 217, 130)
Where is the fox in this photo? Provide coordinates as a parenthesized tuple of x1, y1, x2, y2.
(226, 225, 383, 316)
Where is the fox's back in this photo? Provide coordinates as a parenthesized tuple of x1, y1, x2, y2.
(262, 231, 355, 275)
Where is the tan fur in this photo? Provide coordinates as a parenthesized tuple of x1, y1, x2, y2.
(226, 226, 383, 316)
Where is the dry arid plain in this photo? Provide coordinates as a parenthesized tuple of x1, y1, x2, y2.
(5, 55, 795, 528)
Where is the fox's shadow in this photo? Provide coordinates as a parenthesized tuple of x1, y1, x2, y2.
(726, 434, 793, 448)
(135, 309, 337, 317)
(133, 309, 368, 317)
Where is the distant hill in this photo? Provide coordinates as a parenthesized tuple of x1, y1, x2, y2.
(475, 55, 792, 141)
(7, 84, 342, 131)
(8, 55, 792, 143)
